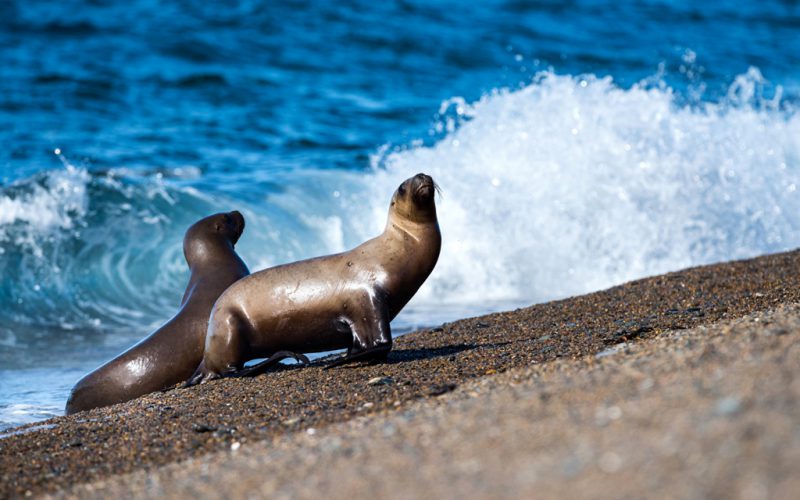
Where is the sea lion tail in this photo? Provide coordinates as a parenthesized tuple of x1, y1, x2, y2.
(230, 351, 310, 378)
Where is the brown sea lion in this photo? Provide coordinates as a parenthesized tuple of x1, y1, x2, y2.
(186, 173, 441, 385)
(65, 211, 250, 414)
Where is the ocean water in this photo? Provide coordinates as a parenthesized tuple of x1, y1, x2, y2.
(1, 1, 799, 430)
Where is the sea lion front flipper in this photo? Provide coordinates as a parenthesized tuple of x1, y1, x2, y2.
(231, 351, 310, 378)
(326, 291, 392, 369)
(182, 361, 220, 388)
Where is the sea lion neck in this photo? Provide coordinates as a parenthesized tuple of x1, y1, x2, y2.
(385, 210, 438, 240)
(184, 237, 238, 272)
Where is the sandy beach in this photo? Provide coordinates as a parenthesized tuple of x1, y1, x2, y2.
(2, 249, 800, 498)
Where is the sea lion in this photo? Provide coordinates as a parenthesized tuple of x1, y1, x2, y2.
(65, 211, 250, 414)
(186, 173, 441, 385)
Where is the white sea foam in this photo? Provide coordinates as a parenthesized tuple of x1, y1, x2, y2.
(348, 69, 800, 321)
(0, 165, 89, 230)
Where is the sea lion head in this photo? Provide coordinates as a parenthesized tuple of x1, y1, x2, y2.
(183, 211, 245, 265)
(390, 173, 438, 224)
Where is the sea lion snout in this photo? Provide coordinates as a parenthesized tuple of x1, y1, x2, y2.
(391, 173, 438, 222)
(412, 173, 435, 201)
(228, 210, 245, 240)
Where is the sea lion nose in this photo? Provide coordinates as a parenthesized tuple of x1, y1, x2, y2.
(229, 211, 245, 229)
(414, 173, 432, 184)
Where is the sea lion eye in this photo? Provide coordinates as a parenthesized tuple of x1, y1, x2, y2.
(398, 184, 406, 196)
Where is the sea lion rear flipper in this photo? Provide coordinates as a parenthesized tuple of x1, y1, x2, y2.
(231, 351, 310, 378)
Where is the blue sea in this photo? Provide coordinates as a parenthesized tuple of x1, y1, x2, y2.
(1, 0, 799, 430)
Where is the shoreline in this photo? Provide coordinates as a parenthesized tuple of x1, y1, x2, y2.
(3, 249, 800, 497)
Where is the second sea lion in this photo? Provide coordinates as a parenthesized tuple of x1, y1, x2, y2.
(66, 211, 250, 414)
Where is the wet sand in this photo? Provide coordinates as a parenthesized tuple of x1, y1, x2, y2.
(3, 249, 800, 498)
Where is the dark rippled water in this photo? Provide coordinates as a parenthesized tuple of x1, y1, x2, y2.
(1, 0, 799, 429)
